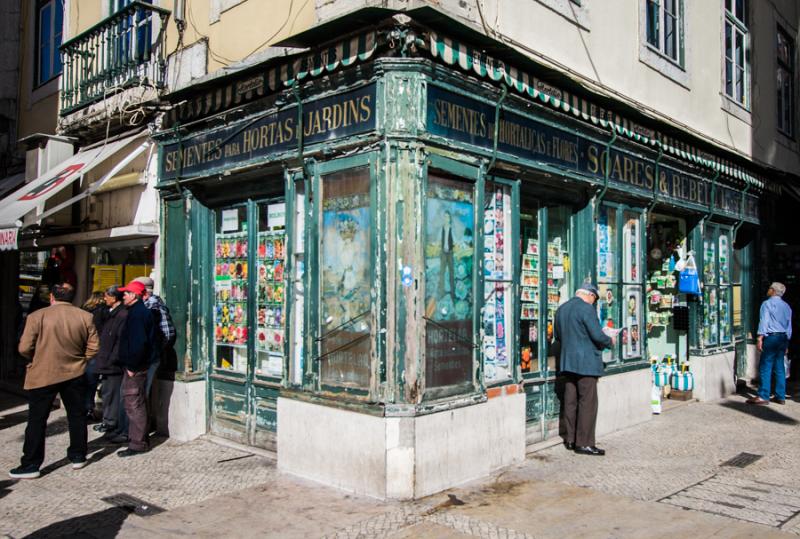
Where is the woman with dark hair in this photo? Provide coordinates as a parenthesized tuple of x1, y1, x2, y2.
(91, 286, 127, 433)
(81, 291, 109, 420)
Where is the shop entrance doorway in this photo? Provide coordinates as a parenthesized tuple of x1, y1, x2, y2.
(209, 196, 287, 449)
(645, 213, 689, 364)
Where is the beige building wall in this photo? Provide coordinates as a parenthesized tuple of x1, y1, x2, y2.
(310, 0, 800, 176)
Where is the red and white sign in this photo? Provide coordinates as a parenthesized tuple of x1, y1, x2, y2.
(0, 228, 17, 251)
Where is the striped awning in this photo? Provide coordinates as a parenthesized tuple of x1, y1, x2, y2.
(429, 32, 765, 190)
(170, 32, 377, 125)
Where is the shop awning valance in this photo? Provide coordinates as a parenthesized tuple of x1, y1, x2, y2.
(0, 132, 146, 230)
(169, 32, 377, 125)
(428, 32, 765, 191)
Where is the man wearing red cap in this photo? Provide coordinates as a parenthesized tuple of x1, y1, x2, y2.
(116, 280, 158, 456)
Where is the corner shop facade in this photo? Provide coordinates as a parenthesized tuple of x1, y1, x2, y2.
(155, 23, 764, 498)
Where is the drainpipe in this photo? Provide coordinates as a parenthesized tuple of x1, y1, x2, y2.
(701, 169, 720, 227)
(731, 183, 751, 244)
(486, 85, 508, 174)
(594, 125, 618, 209)
(646, 143, 664, 216)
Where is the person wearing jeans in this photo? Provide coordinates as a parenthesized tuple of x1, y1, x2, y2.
(10, 284, 99, 479)
(749, 282, 793, 405)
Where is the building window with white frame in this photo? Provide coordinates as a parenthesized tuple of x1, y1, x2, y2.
(724, 0, 749, 107)
(36, 0, 64, 86)
(645, 0, 682, 64)
(777, 27, 794, 137)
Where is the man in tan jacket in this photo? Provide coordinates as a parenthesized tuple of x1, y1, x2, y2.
(9, 284, 99, 479)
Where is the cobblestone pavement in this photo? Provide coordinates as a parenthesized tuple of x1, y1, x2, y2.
(0, 392, 278, 538)
(2, 386, 799, 538)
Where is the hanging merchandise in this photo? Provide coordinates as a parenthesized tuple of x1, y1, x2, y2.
(678, 252, 700, 295)
(651, 383, 662, 414)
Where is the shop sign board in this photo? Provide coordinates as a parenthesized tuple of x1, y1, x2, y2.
(427, 86, 759, 221)
(161, 84, 377, 180)
(0, 227, 17, 251)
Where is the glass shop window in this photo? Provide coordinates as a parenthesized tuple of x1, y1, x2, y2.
(597, 204, 644, 363)
(424, 175, 475, 390)
(214, 205, 250, 372)
(318, 168, 373, 389)
(482, 182, 513, 384)
(289, 181, 306, 386)
(255, 201, 287, 378)
(702, 224, 732, 347)
(545, 206, 572, 372)
(520, 211, 540, 376)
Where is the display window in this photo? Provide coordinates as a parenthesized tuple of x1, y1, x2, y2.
(596, 203, 644, 363)
(213, 201, 288, 376)
(289, 179, 306, 387)
(702, 224, 732, 347)
(545, 206, 572, 372)
(214, 205, 250, 372)
(318, 168, 373, 389)
(424, 174, 475, 390)
(645, 214, 688, 360)
(519, 211, 540, 375)
(482, 182, 514, 384)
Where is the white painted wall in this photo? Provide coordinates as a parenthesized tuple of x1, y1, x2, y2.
(596, 368, 652, 438)
(155, 379, 208, 442)
(691, 351, 736, 402)
(277, 393, 526, 500)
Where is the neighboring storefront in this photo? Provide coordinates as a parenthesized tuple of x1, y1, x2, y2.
(155, 19, 767, 498)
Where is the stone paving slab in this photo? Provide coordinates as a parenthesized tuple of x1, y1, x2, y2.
(2, 387, 800, 538)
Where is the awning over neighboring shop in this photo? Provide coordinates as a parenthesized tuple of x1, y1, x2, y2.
(0, 132, 147, 230)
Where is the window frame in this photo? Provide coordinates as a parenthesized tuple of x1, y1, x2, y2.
(35, 0, 64, 87)
(595, 202, 645, 365)
(724, 0, 750, 108)
(645, 0, 684, 66)
(776, 26, 795, 138)
(699, 223, 733, 349)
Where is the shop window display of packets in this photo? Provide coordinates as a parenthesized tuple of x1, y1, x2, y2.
(256, 232, 286, 354)
(215, 232, 249, 347)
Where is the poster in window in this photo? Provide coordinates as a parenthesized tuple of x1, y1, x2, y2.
(718, 234, 729, 285)
(425, 179, 474, 388)
(623, 286, 641, 359)
(597, 206, 614, 281)
(623, 214, 639, 282)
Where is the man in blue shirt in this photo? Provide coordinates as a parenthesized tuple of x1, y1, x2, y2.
(748, 282, 793, 405)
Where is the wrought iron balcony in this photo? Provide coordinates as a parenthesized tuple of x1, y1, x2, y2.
(59, 1, 171, 115)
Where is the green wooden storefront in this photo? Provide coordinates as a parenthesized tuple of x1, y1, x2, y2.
(154, 20, 765, 449)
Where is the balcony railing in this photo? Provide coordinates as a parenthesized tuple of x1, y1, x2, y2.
(59, 1, 171, 115)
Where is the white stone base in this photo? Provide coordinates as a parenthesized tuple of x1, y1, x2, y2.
(596, 368, 652, 437)
(154, 379, 207, 442)
(277, 392, 526, 500)
(691, 351, 736, 401)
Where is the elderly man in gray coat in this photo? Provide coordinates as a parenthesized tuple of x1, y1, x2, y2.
(554, 283, 615, 456)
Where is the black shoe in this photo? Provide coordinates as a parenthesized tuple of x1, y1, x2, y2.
(574, 446, 606, 456)
(93, 423, 112, 432)
(9, 465, 41, 479)
(564, 442, 575, 451)
(117, 448, 147, 458)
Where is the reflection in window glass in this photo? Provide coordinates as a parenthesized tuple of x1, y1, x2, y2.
(319, 169, 372, 388)
(720, 288, 731, 343)
(520, 212, 539, 375)
(290, 182, 305, 386)
(483, 183, 513, 384)
(623, 212, 640, 283)
(425, 175, 475, 389)
(703, 286, 719, 346)
(718, 231, 730, 285)
(214, 206, 249, 372)
(597, 205, 616, 282)
(703, 228, 716, 283)
(597, 283, 619, 363)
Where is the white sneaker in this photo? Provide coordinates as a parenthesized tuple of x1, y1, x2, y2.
(71, 460, 88, 470)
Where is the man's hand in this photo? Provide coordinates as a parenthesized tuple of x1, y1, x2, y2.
(126, 369, 135, 377)
(757, 336, 763, 352)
